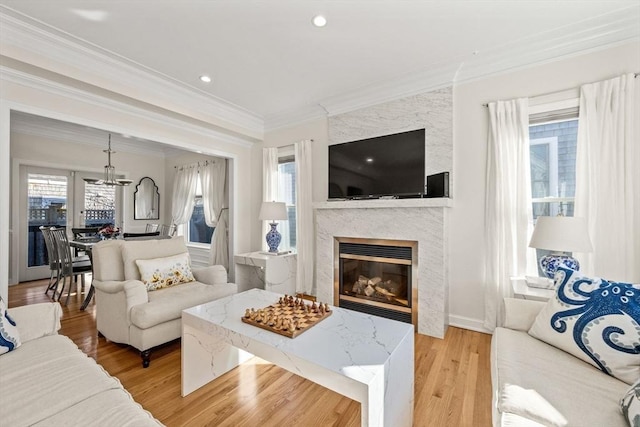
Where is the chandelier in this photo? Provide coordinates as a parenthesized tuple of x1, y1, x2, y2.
(83, 134, 133, 186)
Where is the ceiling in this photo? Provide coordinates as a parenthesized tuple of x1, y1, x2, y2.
(1, 1, 639, 132)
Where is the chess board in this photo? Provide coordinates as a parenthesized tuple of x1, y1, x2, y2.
(241, 295, 332, 338)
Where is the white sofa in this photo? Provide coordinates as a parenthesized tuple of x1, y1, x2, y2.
(491, 298, 629, 426)
(91, 237, 237, 367)
(0, 302, 162, 426)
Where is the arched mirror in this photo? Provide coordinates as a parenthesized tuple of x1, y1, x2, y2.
(134, 177, 160, 220)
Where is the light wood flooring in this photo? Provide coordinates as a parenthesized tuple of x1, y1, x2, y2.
(8, 279, 493, 427)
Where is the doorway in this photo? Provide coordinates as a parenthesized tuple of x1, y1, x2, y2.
(18, 165, 122, 282)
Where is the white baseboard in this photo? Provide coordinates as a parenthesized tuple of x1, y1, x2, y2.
(448, 314, 493, 335)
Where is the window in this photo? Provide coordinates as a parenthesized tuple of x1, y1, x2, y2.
(529, 116, 578, 219)
(278, 155, 297, 250)
(188, 177, 214, 244)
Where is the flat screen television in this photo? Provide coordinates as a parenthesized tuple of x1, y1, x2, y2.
(328, 129, 426, 200)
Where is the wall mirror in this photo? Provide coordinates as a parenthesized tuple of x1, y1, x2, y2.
(134, 177, 160, 220)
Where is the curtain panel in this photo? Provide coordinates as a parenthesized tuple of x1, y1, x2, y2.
(200, 160, 229, 269)
(484, 98, 534, 331)
(171, 165, 198, 226)
(574, 73, 639, 282)
(295, 140, 314, 295)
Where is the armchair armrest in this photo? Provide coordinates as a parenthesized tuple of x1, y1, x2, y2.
(124, 280, 149, 309)
(502, 298, 546, 331)
(8, 302, 62, 343)
(193, 265, 228, 286)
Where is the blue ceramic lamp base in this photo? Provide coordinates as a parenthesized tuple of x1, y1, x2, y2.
(265, 222, 282, 253)
(539, 253, 580, 279)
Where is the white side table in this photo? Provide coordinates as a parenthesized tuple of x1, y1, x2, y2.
(511, 278, 555, 302)
(234, 251, 296, 295)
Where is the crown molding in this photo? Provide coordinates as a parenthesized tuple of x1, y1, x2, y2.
(263, 104, 328, 132)
(1, 65, 255, 149)
(0, 8, 264, 139)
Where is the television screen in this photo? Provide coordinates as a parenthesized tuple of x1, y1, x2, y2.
(328, 129, 426, 199)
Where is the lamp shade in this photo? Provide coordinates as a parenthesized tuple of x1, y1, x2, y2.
(258, 202, 288, 221)
(529, 216, 593, 253)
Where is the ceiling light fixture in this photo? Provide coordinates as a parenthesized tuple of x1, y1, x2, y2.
(312, 15, 327, 27)
(199, 75, 212, 83)
(83, 134, 132, 186)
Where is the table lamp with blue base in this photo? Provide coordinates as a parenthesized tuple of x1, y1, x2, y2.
(529, 216, 593, 279)
(259, 201, 288, 254)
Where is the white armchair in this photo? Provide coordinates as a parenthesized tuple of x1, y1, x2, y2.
(91, 237, 237, 367)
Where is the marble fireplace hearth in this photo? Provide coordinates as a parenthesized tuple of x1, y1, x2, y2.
(315, 198, 452, 338)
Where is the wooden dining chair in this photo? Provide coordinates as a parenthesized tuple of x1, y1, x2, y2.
(50, 227, 92, 305)
(40, 226, 60, 298)
(159, 224, 176, 237)
(145, 223, 159, 233)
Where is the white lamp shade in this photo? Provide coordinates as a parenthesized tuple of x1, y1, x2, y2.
(529, 216, 593, 253)
(259, 201, 288, 221)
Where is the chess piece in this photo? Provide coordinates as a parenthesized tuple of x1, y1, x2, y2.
(319, 304, 325, 315)
(250, 309, 257, 320)
(244, 308, 251, 318)
(324, 303, 331, 312)
(275, 316, 283, 329)
(288, 322, 296, 333)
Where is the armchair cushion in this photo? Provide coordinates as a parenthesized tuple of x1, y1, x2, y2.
(193, 265, 228, 286)
(129, 281, 236, 329)
(135, 252, 195, 291)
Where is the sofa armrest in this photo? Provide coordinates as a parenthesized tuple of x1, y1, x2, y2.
(192, 265, 228, 286)
(503, 298, 547, 331)
(8, 302, 62, 343)
(93, 279, 128, 294)
(124, 280, 149, 309)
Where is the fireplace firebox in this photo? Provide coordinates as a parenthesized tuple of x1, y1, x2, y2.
(334, 237, 417, 325)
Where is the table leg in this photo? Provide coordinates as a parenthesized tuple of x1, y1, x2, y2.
(181, 321, 253, 396)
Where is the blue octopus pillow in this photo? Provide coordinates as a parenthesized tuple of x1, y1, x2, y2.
(528, 266, 640, 385)
(0, 297, 21, 355)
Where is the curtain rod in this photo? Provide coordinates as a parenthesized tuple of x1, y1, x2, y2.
(482, 72, 639, 107)
(174, 160, 216, 170)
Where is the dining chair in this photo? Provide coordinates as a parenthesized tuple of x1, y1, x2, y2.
(145, 223, 159, 233)
(50, 227, 92, 305)
(40, 226, 60, 297)
(123, 231, 161, 240)
(159, 224, 176, 237)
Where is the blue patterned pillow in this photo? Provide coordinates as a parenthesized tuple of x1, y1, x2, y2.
(620, 377, 640, 427)
(0, 297, 21, 355)
(528, 266, 640, 384)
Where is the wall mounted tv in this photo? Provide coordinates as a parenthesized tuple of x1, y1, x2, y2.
(328, 128, 426, 200)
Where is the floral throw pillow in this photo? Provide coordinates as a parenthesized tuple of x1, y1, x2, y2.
(528, 266, 640, 385)
(0, 297, 21, 355)
(620, 377, 640, 427)
(135, 252, 195, 291)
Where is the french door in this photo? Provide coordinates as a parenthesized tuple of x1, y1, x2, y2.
(19, 165, 122, 282)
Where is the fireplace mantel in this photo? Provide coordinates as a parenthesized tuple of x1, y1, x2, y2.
(314, 198, 453, 210)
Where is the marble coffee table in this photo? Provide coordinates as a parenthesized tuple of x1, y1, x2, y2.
(181, 288, 414, 427)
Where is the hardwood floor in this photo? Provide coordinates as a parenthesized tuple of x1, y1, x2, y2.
(8, 279, 493, 427)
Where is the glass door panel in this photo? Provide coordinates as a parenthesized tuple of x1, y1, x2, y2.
(83, 183, 116, 227)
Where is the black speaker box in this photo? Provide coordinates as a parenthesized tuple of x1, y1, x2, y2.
(425, 172, 450, 198)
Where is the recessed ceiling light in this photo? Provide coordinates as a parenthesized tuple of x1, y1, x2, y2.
(312, 15, 327, 27)
(199, 75, 212, 83)
(366, 157, 374, 163)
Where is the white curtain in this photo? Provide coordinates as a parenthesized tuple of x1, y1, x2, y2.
(200, 160, 229, 269)
(262, 147, 290, 252)
(295, 139, 314, 295)
(574, 73, 639, 282)
(484, 98, 535, 331)
(171, 165, 198, 226)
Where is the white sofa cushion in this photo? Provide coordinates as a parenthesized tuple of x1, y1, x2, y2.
(136, 253, 195, 291)
(129, 281, 235, 329)
(492, 327, 628, 426)
(528, 266, 640, 385)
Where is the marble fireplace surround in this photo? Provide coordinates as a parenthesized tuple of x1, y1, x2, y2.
(315, 198, 452, 338)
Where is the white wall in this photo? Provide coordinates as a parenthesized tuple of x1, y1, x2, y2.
(264, 41, 640, 331)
